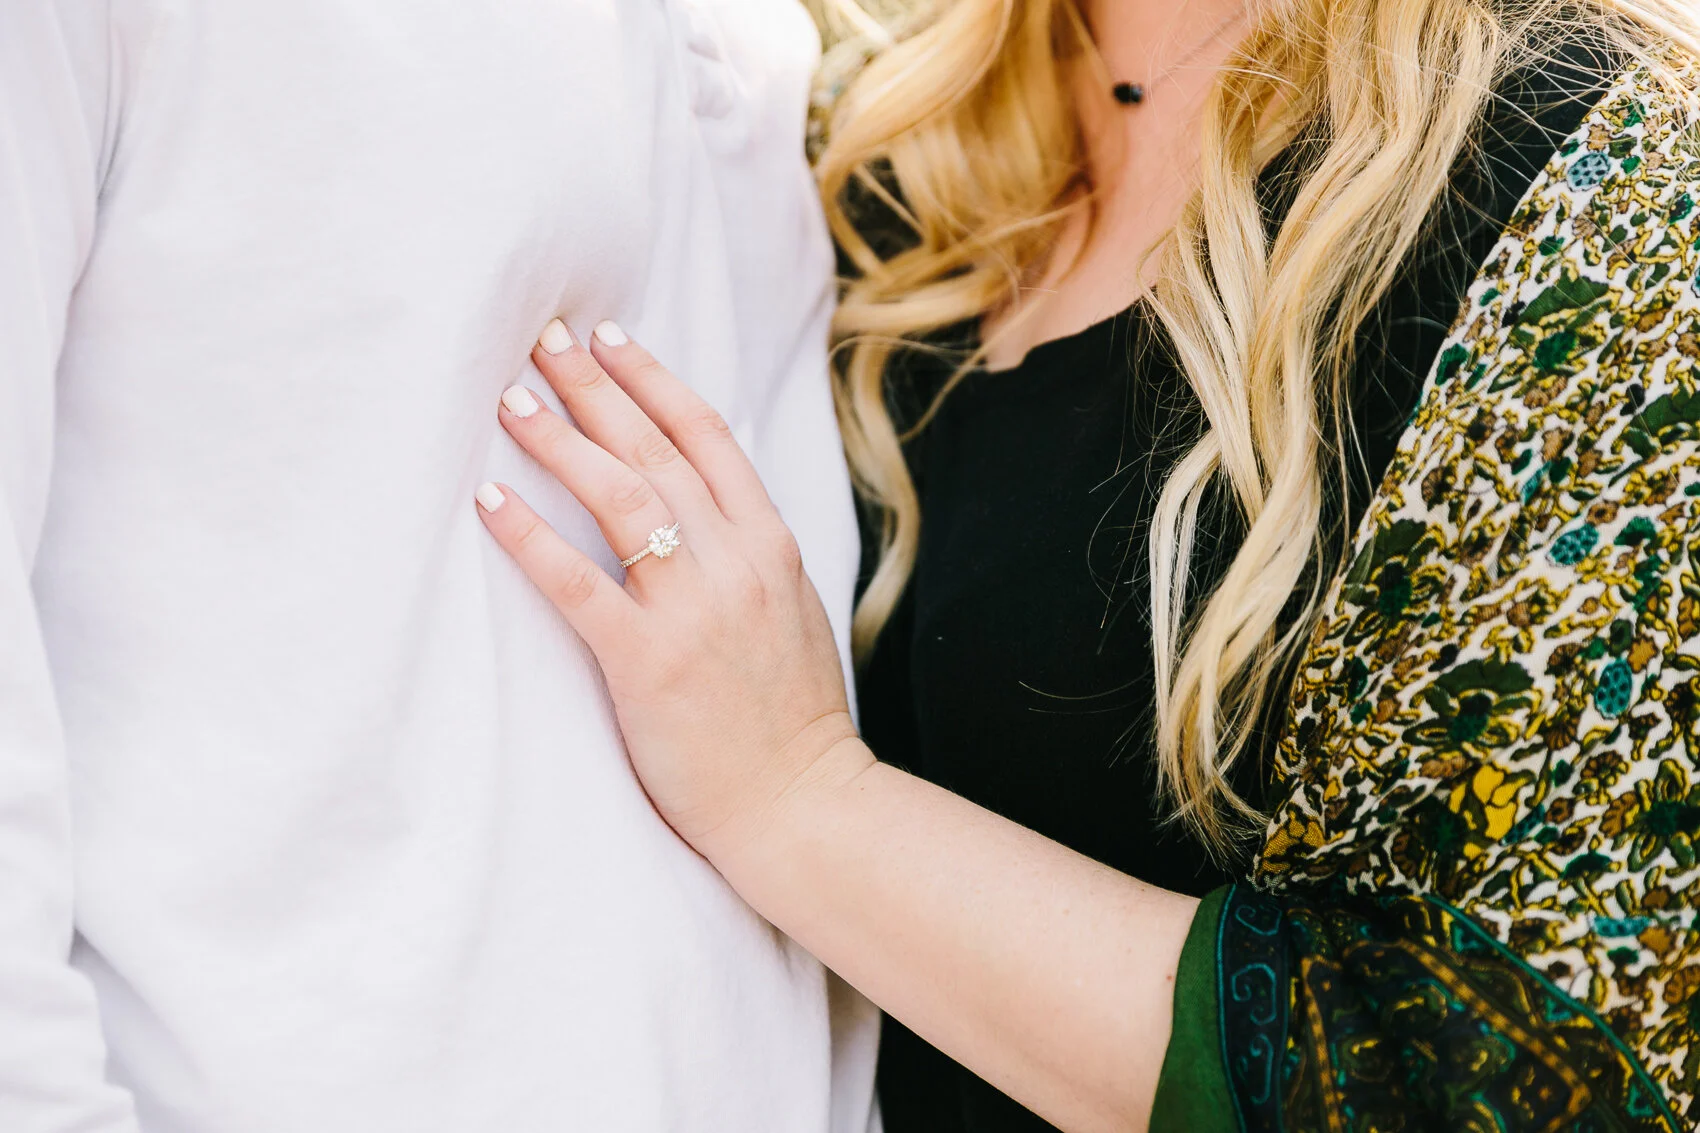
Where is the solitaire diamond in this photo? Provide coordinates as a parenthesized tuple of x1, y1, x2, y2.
(619, 522, 684, 569)
(648, 523, 682, 559)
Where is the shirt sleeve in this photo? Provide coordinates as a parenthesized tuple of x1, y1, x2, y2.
(0, 3, 142, 1127)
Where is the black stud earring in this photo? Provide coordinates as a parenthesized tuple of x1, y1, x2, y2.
(1111, 82, 1145, 105)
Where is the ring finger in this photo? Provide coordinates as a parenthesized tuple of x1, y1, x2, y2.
(498, 385, 693, 583)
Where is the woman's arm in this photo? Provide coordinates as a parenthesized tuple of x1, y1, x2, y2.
(476, 321, 1196, 1133)
(722, 742, 1198, 1133)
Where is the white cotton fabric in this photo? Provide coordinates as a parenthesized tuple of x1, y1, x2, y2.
(0, 1, 878, 1129)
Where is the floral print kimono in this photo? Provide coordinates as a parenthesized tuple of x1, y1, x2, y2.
(1153, 60, 1700, 1132)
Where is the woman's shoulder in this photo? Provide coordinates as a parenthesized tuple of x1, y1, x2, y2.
(1336, 50, 1700, 519)
(1441, 55, 1700, 406)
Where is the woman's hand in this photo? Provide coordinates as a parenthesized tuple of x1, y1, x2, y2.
(475, 319, 872, 862)
(476, 321, 1195, 1133)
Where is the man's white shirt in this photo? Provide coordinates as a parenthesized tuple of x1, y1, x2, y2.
(0, 1, 878, 1129)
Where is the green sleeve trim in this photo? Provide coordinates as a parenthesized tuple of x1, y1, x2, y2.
(1148, 885, 1238, 1133)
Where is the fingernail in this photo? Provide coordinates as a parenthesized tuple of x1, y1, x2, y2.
(475, 483, 506, 512)
(501, 385, 540, 418)
(539, 318, 573, 355)
(593, 320, 629, 347)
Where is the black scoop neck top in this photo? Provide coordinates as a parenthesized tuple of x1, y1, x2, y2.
(856, 42, 1617, 1133)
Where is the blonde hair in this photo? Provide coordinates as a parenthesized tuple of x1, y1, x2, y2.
(817, 0, 1700, 854)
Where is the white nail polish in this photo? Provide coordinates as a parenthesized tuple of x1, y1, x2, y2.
(539, 319, 573, 355)
(475, 483, 506, 512)
(593, 320, 629, 347)
(502, 386, 540, 418)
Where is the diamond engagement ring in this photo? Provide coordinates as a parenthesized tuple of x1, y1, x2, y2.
(619, 523, 683, 569)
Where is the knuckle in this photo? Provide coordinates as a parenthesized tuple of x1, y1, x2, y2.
(551, 558, 601, 608)
(560, 356, 609, 393)
(766, 526, 805, 574)
(728, 561, 771, 608)
(682, 404, 733, 442)
(630, 428, 680, 472)
(538, 423, 579, 467)
(632, 357, 674, 389)
(511, 516, 552, 556)
(605, 473, 656, 518)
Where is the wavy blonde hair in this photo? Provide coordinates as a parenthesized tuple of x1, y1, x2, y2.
(816, 0, 1700, 854)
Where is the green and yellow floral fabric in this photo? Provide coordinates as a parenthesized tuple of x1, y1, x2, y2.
(1163, 61, 1700, 1131)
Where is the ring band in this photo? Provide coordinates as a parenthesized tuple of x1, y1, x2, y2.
(620, 523, 683, 569)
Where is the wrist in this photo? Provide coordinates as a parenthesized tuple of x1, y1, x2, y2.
(700, 734, 879, 892)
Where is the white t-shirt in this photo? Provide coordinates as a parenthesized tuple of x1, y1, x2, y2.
(0, 2, 877, 1130)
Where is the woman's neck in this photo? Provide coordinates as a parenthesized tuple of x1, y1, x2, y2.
(980, 0, 1250, 372)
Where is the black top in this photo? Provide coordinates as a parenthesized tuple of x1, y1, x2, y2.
(856, 44, 1616, 1133)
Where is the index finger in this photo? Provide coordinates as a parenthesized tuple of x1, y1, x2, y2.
(585, 321, 775, 523)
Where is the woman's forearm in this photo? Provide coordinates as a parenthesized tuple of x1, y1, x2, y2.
(709, 741, 1200, 1133)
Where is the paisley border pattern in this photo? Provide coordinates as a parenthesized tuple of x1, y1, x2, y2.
(1218, 886, 1290, 1132)
(1219, 884, 1682, 1131)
